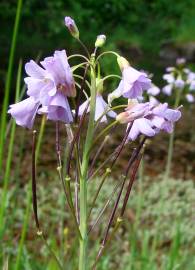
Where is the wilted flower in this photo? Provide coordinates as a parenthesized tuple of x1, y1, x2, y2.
(78, 94, 116, 122)
(64, 16, 79, 39)
(117, 101, 181, 141)
(8, 50, 75, 128)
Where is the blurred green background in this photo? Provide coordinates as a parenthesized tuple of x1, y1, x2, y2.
(1, 0, 195, 96)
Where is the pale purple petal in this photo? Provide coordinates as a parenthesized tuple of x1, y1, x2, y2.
(136, 118, 156, 137)
(163, 74, 175, 84)
(8, 97, 40, 129)
(147, 85, 160, 96)
(174, 79, 185, 89)
(189, 81, 195, 91)
(108, 81, 124, 104)
(78, 99, 90, 116)
(162, 85, 173, 96)
(164, 109, 181, 122)
(128, 122, 140, 141)
(150, 116, 164, 129)
(25, 60, 46, 78)
(161, 121, 173, 133)
(186, 94, 194, 103)
(41, 50, 75, 97)
(39, 93, 73, 123)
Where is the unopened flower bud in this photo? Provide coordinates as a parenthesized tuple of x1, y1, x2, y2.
(95, 35, 106, 48)
(117, 56, 130, 71)
(64, 16, 79, 39)
(116, 112, 130, 124)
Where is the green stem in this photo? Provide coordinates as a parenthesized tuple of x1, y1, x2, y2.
(0, 60, 22, 236)
(68, 54, 89, 62)
(0, 0, 23, 170)
(88, 168, 111, 220)
(79, 55, 96, 270)
(92, 120, 118, 146)
(95, 51, 119, 64)
(14, 184, 31, 270)
(164, 89, 182, 180)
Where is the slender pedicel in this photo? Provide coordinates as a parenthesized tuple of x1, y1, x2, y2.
(120, 153, 143, 217)
(31, 130, 40, 231)
(88, 180, 122, 234)
(75, 64, 89, 123)
(96, 137, 146, 261)
(66, 101, 89, 176)
(88, 135, 110, 177)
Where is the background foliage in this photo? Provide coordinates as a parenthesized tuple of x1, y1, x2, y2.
(1, 0, 195, 83)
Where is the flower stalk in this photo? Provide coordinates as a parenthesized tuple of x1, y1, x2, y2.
(79, 54, 97, 270)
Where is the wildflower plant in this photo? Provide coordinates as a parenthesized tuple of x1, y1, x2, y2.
(8, 17, 182, 270)
(162, 58, 194, 179)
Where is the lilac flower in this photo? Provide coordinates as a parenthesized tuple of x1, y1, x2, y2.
(78, 94, 116, 122)
(8, 50, 75, 128)
(64, 16, 79, 39)
(186, 94, 194, 103)
(40, 50, 76, 98)
(162, 73, 184, 96)
(24, 60, 54, 104)
(108, 57, 151, 103)
(8, 97, 40, 129)
(117, 101, 181, 141)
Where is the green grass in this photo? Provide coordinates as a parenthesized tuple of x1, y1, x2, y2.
(1, 169, 195, 269)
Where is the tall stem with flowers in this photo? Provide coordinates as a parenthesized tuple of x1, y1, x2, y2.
(8, 16, 182, 270)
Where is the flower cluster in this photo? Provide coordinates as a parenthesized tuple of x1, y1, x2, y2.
(117, 100, 181, 140)
(162, 58, 195, 103)
(8, 17, 182, 143)
(8, 50, 75, 128)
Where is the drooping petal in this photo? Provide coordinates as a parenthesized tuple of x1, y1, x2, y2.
(39, 93, 73, 123)
(164, 108, 181, 122)
(136, 118, 156, 137)
(108, 81, 124, 104)
(128, 121, 140, 141)
(8, 97, 40, 129)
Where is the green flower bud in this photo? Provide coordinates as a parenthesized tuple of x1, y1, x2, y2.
(95, 35, 106, 48)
